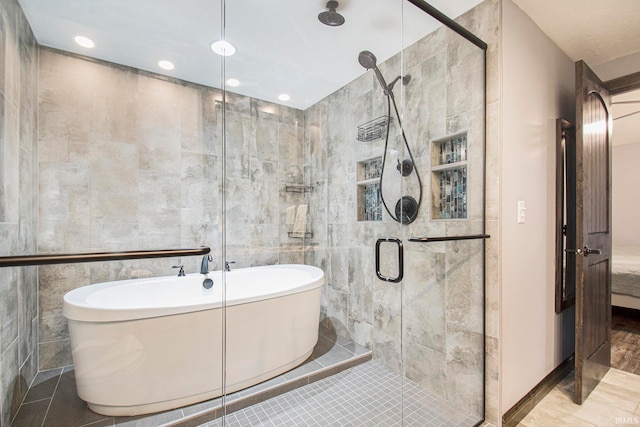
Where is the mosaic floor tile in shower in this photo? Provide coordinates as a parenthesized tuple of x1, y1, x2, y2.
(203, 361, 483, 427)
(10, 327, 370, 427)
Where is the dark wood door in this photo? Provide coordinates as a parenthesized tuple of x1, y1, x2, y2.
(574, 60, 612, 404)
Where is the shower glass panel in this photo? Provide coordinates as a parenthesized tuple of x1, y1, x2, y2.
(0, 0, 486, 424)
(9, 0, 228, 423)
(400, 1, 486, 422)
(220, 0, 486, 425)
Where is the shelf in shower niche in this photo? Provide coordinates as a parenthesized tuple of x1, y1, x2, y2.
(357, 116, 393, 142)
(356, 178, 380, 186)
(288, 231, 314, 239)
(284, 184, 314, 193)
(431, 160, 467, 172)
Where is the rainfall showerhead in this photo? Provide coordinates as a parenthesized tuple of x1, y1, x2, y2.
(318, 1, 345, 27)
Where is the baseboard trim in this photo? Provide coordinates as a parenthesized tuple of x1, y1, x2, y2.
(502, 355, 575, 427)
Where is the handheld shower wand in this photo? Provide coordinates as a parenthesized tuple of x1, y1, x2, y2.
(358, 51, 411, 96)
(357, 50, 422, 224)
(358, 51, 390, 95)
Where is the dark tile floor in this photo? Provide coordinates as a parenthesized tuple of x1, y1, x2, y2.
(10, 327, 370, 427)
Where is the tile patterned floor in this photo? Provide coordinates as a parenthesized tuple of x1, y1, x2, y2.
(517, 368, 640, 427)
(10, 324, 484, 427)
(10, 327, 370, 427)
(203, 361, 482, 427)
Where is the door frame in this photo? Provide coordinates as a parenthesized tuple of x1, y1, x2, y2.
(605, 70, 640, 95)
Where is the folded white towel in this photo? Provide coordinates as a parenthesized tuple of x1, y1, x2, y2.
(293, 204, 308, 234)
(286, 205, 297, 227)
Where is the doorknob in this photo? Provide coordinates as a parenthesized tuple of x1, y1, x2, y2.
(565, 247, 601, 256)
(583, 246, 601, 256)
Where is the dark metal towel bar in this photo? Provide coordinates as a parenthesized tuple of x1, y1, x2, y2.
(409, 234, 490, 243)
(0, 247, 211, 268)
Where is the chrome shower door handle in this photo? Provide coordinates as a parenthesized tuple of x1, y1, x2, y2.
(375, 238, 403, 283)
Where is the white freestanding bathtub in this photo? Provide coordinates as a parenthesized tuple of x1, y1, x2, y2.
(63, 264, 324, 416)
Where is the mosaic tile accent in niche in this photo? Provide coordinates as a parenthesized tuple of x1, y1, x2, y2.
(431, 132, 468, 220)
(357, 157, 383, 222)
(437, 167, 467, 219)
(438, 134, 467, 165)
(363, 157, 382, 180)
(364, 182, 382, 221)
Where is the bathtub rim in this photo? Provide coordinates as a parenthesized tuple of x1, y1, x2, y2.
(63, 263, 324, 323)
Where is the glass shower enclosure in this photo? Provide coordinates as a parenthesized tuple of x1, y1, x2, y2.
(1, 0, 487, 425)
(221, 0, 487, 425)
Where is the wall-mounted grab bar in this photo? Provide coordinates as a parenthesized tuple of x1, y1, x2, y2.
(409, 234, 490, 243)
(0, 247, 211, 268)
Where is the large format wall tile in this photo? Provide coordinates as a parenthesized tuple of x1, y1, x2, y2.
(36, 48, 309, 372)
(0, 0, 38, 424)
(26, 1, 500, 424)
(403, 249, 446, 352)
(304, 0, 497, 418)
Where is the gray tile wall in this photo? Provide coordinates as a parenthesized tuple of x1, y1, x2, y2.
(0, 0, 39, 425)
(303, 0, 499, 418)
(36, 49, 306, 370)
(31, 0, 502, 423)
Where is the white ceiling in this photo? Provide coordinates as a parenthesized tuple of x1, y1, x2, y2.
(514, 0, 640, 147)
(16, 0, 640, 144)
(513, 0, 640, 72)
(17, 0, 484, 110)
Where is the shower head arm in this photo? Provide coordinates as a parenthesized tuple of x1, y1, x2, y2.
(387, 75, 411, 92)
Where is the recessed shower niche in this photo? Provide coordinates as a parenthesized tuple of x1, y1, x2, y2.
(356, 157, 383, 221)
(431, 132, 468, 220)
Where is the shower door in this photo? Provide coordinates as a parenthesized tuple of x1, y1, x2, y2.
(395, 2, 487, 424)
(220, 0, 487, 425)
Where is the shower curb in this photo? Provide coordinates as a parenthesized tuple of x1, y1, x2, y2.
(163, 351, 372, 427)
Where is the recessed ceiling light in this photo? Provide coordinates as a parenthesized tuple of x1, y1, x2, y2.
(278, 94, 291, 102)
(226, 78, 240, 87)
(74, 36, 95, 48)
(210, 40, 236, 56)
(158, 60, 175, 71)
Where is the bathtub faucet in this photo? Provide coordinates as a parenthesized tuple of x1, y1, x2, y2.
(200, 254, 212, 275)
(172, 265, 185, 277)
(225, 261, 236, 272)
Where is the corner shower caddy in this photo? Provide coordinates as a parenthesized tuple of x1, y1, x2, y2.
(357, 116, 393, 143)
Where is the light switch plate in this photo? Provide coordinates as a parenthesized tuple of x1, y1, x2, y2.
(517, 200, 526, 224)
